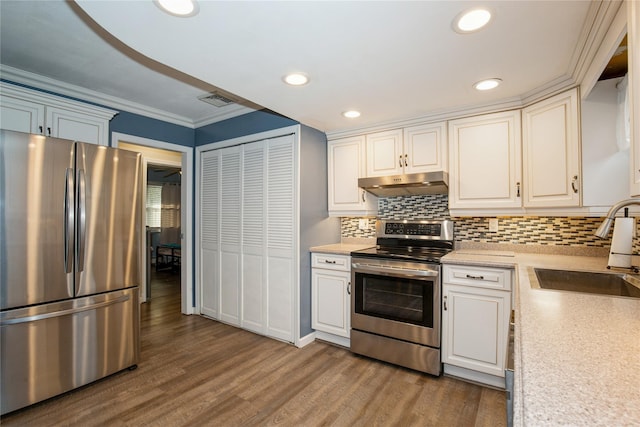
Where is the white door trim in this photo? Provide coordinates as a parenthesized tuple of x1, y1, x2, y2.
(112, 132, 195, 315)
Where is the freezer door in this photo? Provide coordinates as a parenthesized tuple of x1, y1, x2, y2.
(0, 287, 139, 414)
(75, 143, 142, 296)
(0, 130, 75, 310)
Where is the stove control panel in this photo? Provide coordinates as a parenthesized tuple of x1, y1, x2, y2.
(384, 222, 442, 236)
(376, 221, 453, 240)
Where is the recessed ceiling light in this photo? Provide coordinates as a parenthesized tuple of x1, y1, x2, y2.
(474, 78, 502, 91)
(154, 0, 199, 17)
(343, 110, 361, 119)
(454, 8, 492, 33)
(283, 73, 309, 86)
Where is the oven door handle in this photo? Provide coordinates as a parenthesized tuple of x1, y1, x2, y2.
(352, 263, 438, 278)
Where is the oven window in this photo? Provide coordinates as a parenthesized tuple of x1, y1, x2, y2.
(354, 273, 434, 327)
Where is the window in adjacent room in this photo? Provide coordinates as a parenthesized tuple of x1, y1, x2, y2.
(146, 184, 162, 228)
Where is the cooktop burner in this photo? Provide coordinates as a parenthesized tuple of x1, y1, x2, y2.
(352, 245, 452, 263)
(351, 220, 454, 263)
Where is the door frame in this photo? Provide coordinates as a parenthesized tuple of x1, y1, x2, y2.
(112, 132, 194, 315)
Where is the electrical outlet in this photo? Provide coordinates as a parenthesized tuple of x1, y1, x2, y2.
(358, 219, 368, 230)
(489, 218, 499, 232)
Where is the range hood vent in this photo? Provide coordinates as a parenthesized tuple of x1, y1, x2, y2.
(198, 92, 235, 107)
(358, 171, 449, 197)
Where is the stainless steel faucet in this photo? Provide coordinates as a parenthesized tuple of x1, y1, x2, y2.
(594, 198, 640, 238)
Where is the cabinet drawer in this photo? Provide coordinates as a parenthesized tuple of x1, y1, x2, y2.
(443, 264, 512, 291)
(312, 253, 351, 271)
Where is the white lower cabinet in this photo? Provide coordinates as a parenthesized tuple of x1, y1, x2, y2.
(311, 253, 351, 347)
(442, 264, 512, 388)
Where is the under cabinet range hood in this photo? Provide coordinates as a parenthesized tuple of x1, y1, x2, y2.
(358, 171, 449, 197)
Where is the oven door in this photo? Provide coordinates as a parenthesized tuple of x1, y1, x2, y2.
(351, 258, 441, 347)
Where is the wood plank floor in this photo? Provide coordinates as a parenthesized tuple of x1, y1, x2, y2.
(2, 271, 506, 426)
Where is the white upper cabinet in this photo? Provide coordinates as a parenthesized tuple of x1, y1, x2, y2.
(366, 123, 447, 177)
(522, 88, 581, 207)
(403, 122, 448, 174)
(448, 110, 522, 209)
(327, 135, 378, 216)
(0, 82, 116, 146)
(630, 0, 640, 197)
(0, 94, 45, 134)
(366, 129, 404, 176)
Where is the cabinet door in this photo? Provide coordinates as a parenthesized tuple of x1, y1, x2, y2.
(200, 150, 221, 319)
(46, 107, 108, 145)
(266, 135, 296, 342)
(630, 0, 640, 196)
(366, 129, 404, 177)
(0, 96, 44, 134)
(312, 269, 350, 338)
(449, 111, 522, 209)
(442, 284, 510, 377)
(241, 141, 266, 335)
(219, 145, 242, 327)
(522, 88, 580, 207)
(327, 136, 377, 216)
(403, 122, 447, 173)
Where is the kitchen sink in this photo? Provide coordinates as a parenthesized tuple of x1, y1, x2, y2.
(533, 268, 640, 298)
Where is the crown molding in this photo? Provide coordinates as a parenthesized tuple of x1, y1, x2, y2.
(326, 95, 525, 140)
(569, 0, 625, 87)
(0, 64, 255, 129)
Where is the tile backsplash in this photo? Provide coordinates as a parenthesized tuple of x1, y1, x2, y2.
(340, 195, 640, 251)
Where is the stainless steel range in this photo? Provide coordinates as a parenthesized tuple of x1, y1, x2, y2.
(350, 219, 454, 376)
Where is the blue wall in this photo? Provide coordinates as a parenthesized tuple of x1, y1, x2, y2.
(111, 111, 194, 147)
(195, 109, 298, 145)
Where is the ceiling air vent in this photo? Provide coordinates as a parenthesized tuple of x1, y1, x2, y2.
(198, 92, 235, 107)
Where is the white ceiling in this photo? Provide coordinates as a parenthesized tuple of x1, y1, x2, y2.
(1, 1, 600, 133)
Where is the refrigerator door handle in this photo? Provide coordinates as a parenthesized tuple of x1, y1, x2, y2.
(0, 294, 130, 326)
(77, 168, 87, 273)
(64, 167, 74, 274)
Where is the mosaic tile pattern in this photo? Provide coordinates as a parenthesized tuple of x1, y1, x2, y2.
(341, 217, 376, 239)
(340, 194, 640, 252)
(378, 195, 450, 220)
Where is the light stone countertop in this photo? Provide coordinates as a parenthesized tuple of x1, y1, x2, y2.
(309, 241, 375, 256)
(442, 250, 640, 426)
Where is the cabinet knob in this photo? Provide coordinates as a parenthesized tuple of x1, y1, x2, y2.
(347, 282, 351, 295)
(47, 127, 52, 136)
(571, 175, 579, 194)
(399, 155, 403, 168)
(443, 295, 448, 311)
(39, 125, 43, 134)
(361, 190, 366, 203)
(404, 154, 408, 167)
(516, 182, 521, 198)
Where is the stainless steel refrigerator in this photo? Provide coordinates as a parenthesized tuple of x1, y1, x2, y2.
(0, 129, 142, 414)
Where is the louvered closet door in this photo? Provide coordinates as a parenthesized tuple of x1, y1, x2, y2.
(266, 135, 296, 342)
(200, 150, 220, 318)
(241, 141, 266, 334)
(219, 146, 242, 326)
